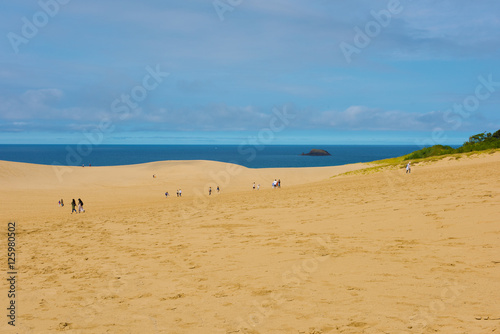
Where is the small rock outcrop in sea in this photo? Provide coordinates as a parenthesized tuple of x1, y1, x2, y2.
(301, 149, 331, 156)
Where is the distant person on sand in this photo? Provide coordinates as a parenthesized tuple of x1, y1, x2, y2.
(217, 186, 220, 193)
(165, 192, 169, 198)
(179, 189, 182, 197)
(278, 179, 281, 188)
(406, 162, 411, 174)
(78, 198, 85, 213)
(253, 182, 256, 190)
(71, 199, 77, 214)
(209, 187, 212, 196)
(257, 184, 260, 190)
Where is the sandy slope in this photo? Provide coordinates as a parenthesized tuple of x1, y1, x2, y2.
(0, 153, 499, 333)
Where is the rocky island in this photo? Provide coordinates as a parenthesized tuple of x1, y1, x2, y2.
(301, 149, 331, 156)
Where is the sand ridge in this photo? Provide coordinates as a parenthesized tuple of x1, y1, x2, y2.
(0, 152, 499, 333)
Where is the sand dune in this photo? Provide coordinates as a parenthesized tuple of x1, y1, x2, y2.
(0, 152, 499, 333)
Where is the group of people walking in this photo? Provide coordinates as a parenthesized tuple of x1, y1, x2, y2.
(162, 163, 412, 200)
(164, 189, 182, 198)
(252, 179, 280, 190)
(164, 179, 287, 199)
(165, 186, 222, 198)
(208, 186, 220, 195)
(61, 198, 85, 214)
(72, 198, 85, 213)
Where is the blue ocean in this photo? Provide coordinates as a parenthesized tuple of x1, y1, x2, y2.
(0, 145, 421, 168)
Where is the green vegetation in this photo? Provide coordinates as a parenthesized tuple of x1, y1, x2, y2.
(405, 144, 455, 160)
(332, 130, 500, 179)
(404, 129, 500, 160)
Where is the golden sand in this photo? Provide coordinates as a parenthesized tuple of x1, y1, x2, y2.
(0, 152, 499, 333)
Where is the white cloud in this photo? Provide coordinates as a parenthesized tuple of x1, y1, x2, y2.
(0, 89, 63, 120)
(302, 105, 491, 132)
(1, 0, 499, 141)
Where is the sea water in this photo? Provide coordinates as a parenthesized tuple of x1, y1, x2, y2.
(0, 145, 421, 168)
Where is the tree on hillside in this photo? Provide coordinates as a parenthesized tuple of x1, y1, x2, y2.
(406, 129, 500, 160)
(466, 132, 489, 144)
(465, 130, 500, 145)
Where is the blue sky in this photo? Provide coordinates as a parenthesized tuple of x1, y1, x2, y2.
(1, 0, 499, 145)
